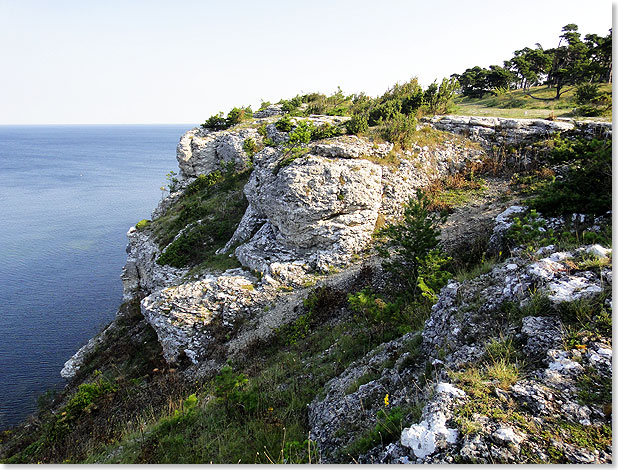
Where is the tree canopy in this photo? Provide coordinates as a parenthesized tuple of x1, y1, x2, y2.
(452, 24, 612, 100)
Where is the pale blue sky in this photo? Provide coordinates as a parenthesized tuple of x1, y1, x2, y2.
(0, 0, 612, 124)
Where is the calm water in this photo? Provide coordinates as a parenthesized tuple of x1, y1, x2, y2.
(0, 125, 192, 429)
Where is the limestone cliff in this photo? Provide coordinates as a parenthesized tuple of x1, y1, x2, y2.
(48, 113, 611, 464)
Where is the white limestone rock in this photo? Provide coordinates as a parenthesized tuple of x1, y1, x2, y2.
(231, 147, 384, 280)
(176, 126, 258, 178)
(140, 269, 269, 364)
(121, 226, 186, 301)
(400, 383, 464, 460)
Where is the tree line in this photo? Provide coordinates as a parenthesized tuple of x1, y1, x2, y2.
(452, 24, 612, 100)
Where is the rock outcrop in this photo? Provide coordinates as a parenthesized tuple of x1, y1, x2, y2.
(426, 115, 612, 146)
(308, 207, 612, 464)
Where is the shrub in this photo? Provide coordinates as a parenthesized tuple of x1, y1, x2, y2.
(530, 136, 611, 215)
(575, 83, 600, 104)
(201, 106, 253, 130)
(506, 209, 556, 252)
(287, 120, 313, 145)
(202, 113, 227, 130)
(379, 112, 417, 149)
(311, 122, 343, 140)
(421, 77, 459, 115)
(166, 170, 180, 192)
(184, 170, 223, 196)
(369, 100, 402, 126)
(275, 115, 294, 132)
(345, 114, 369, 135)
(135, 219, 150, 231)
(375, 190, 450, 300)
(279, 95, 303, 114)
(226, 106, 252, 126)
(242, 138, 259, 157)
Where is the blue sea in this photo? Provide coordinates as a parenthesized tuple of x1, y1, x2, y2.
(0, 124, 193, 429)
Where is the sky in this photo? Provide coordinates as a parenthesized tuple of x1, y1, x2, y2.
(0, 0, 612, 124)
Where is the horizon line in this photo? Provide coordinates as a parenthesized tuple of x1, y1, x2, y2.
(0, 122, 200, 126)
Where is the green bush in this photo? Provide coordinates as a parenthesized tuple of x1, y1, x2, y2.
(184, 171, 223, 196)
(226, 106, 252, 126)
(287, 120, 313, 145)
(242, 137, 259, 157)
(135, 219, 150, 231)
(166, 170, 180, 192)
(575, 83, 601, 104)
(279, 95, 303, 114)
(202, 113, 228, 130)
(506, 210, 556, 252)
(379, 112, 417, 149)
(369, 100, 402, 126)
(311, 122, 343, 140)
(152, 170, 249, 268)
(345, 114, 369, 135)
(202, 106, 253, 130)
(275, 115, 294, 132)
(530, 136, 611, 215)
(375, 190, 451, 300)
(422, 77, 459, 115)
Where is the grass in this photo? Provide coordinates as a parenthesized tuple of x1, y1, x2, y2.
(150, 170, 250, 269)
(452, 84, 612, 120)
(426, 172, 487, 213)
(7, 285, 425, 464)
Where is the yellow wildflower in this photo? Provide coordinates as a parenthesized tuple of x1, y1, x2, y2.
(384, 394, 389, 407)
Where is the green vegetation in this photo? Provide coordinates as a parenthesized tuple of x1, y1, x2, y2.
(242, 137, 259, 157)
(150, 168, 250, 269)
(375, 190, 451, 301)
(85, 286, 421, 463)
(202, 106, 253, 130)
(340, 406, 420, 461)
(453, 24, 611, 101)
(135, 219, 150, 231)
(529, 135, 611, 216)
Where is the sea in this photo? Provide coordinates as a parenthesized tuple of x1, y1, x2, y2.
(0, 124, 194, 430)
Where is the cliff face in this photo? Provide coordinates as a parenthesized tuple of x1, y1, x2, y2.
(107, 115, 482, 371)
(49, 113, 611, 464)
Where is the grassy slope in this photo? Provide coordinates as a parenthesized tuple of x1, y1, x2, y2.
(452, 83, 612, 120)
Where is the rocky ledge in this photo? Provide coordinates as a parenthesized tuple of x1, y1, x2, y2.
(308, 206, 612, 463)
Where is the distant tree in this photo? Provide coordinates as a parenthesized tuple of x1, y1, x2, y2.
(506, 45, 551, 90)
(453, 66, 490, 97)
(543, 24, 590, 99)
(584, 29, 612, 83)
(486, 65, 516, 91)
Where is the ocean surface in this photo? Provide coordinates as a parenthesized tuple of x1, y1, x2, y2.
(0, 124, 193, 429)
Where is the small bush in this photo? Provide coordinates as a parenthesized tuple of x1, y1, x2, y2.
(275, 115, 294, 132)
(345, 114, 369, 135)
(375, 190, 450, 299)
(530, 136, 611, 216)
(379, 112, 417, 149)
(575, 83, 601, 105)
(506, 209, 556, 252)
(166, 170, 180, 192)
(201, 106, 253, 130)
(311, 122, 343, 140)
(135, 219, 150, 231)
(242, 138, 259, 157)
(202, 113, 227, 130)
(287, 120, 313, 145)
